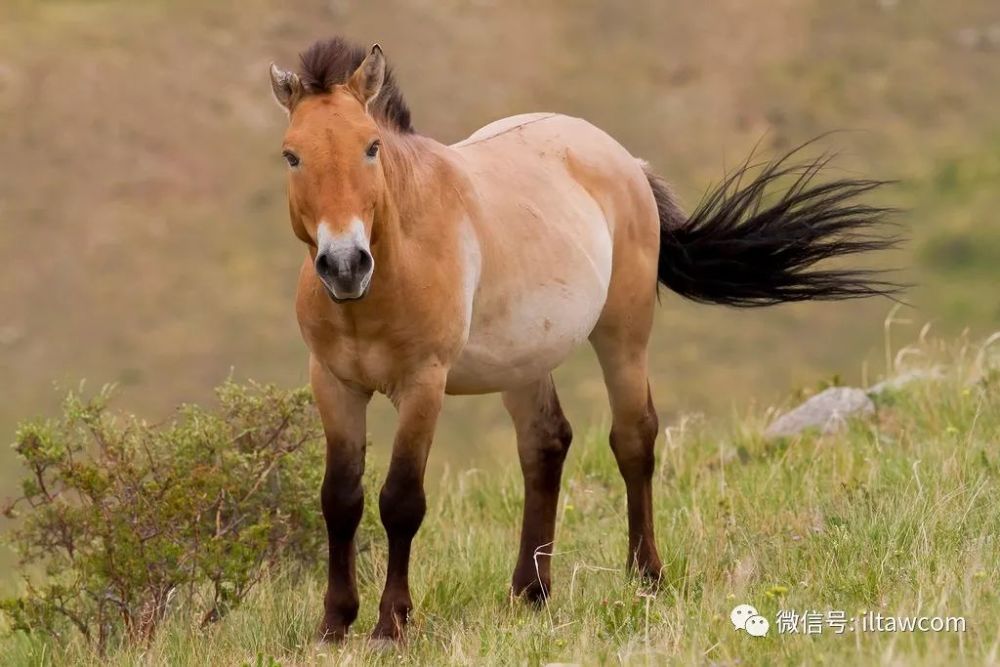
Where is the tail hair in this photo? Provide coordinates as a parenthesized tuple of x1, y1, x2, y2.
(649, 144, 905, 307)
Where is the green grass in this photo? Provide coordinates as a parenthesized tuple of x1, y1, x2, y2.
(3, 338, 998, 665)
(0, 2, 997, 661)
(2, 0, 999, 496)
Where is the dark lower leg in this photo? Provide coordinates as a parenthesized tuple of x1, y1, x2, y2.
(610, 391, 663, 578)
(310, 361, 370, 642)
(372, 457, 427, 640)
(370, 369, 444, 642)
(503, 377, 573, 604)
(320, 462, 364, 641)
(510, 391, 572, 603)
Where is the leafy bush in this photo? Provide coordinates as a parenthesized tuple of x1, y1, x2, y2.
(1, 381, 325, 653)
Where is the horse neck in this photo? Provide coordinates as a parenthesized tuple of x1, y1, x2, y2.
(370, 131, 453, 271)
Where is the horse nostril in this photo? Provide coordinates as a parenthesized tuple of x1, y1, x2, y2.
(315, 251, 334, 278)
(356, 248, 373, 276)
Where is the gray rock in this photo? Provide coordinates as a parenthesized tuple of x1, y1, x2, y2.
(0, 324, 23, 346)
(764, 387, 874, 439)
(956, 27, 982, 50)
(989, 24, 1000, 47)
(867, 367, 945, 396)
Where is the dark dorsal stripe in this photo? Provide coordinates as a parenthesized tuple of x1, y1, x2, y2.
(298, 37, 414, 134)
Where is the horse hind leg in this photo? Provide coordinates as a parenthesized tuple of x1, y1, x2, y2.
(589, 299, 664, 579)
(502, 374, 573, 604)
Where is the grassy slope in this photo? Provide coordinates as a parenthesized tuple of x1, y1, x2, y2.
(0, 0, 998, 481)
(3, 338, 998, 666)
(0, 0, 998, 656)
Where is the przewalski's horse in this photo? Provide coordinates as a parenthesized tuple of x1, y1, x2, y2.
(268, 37, 898, 642)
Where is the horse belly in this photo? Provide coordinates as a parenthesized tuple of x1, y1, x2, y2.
(445, 253, 611, 395)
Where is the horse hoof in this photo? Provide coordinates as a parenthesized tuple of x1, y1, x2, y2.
(370, 618, 406, 643)
(511, 580, 550, 607)
(316, 619, 349, 643)
(633, 560, 665, 588)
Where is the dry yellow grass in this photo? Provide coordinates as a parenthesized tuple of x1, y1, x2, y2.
(2, 333, 998, 665)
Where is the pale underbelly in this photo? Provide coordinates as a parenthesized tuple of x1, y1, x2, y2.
(445, 276, 609, 395)
(446, 123, 617, 394)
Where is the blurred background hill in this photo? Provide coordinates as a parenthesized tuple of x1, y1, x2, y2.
(0, 0, 997, 482)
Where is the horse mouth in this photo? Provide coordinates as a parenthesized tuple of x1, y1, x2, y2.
(324, 281, 371, 304)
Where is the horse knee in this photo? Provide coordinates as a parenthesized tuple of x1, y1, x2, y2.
(518, 408, 572, 490)
(378, 469, 426, 539)
(610, 405, 658, 478)
(523, 387, 572, 451)
(553, 411, 573, 452)
(539, 410, 573, 461)
(639, 401, 659, 444)
(322, 469, 364, 540)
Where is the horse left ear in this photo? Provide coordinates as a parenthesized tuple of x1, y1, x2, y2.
(347, 44, 386, 108)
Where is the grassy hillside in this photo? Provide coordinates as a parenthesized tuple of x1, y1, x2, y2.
(1, 0, 998, 631)
(3, 335, 997, 665)
(0, 0, 998, 481)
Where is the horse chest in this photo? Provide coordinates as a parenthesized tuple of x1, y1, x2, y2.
(304, 302, 469, 393)
(310, 335, 397, 390)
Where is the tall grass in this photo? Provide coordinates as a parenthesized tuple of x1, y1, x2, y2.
(2, 335, 998, 665)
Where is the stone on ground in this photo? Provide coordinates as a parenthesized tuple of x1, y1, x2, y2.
(764, 387, 875, 439)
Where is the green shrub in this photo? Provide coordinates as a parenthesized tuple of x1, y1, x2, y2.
(1, 381, 325, 654)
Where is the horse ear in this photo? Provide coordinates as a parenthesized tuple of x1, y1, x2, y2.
(347, 44, 386, 108)
(269, 63, 302, 113)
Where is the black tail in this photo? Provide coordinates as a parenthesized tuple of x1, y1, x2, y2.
(648, 145, 904, 307)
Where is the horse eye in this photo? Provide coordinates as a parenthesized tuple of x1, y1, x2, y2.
(366, 140, 380, 159)
(282, 150, 300, 168)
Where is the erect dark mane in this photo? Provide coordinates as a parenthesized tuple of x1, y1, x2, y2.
(298, 37, 414, 134)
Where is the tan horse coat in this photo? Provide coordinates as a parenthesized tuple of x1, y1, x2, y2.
(271, 39, 897, 642)
(297, 111, 658, 397)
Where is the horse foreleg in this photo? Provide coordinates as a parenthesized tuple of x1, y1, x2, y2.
(312, 357, 372, 642)
(502, 375, 573, 604)
(372, 365, 447, 641)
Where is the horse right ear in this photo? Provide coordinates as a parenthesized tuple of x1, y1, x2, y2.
(269, 63, 302, 113)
